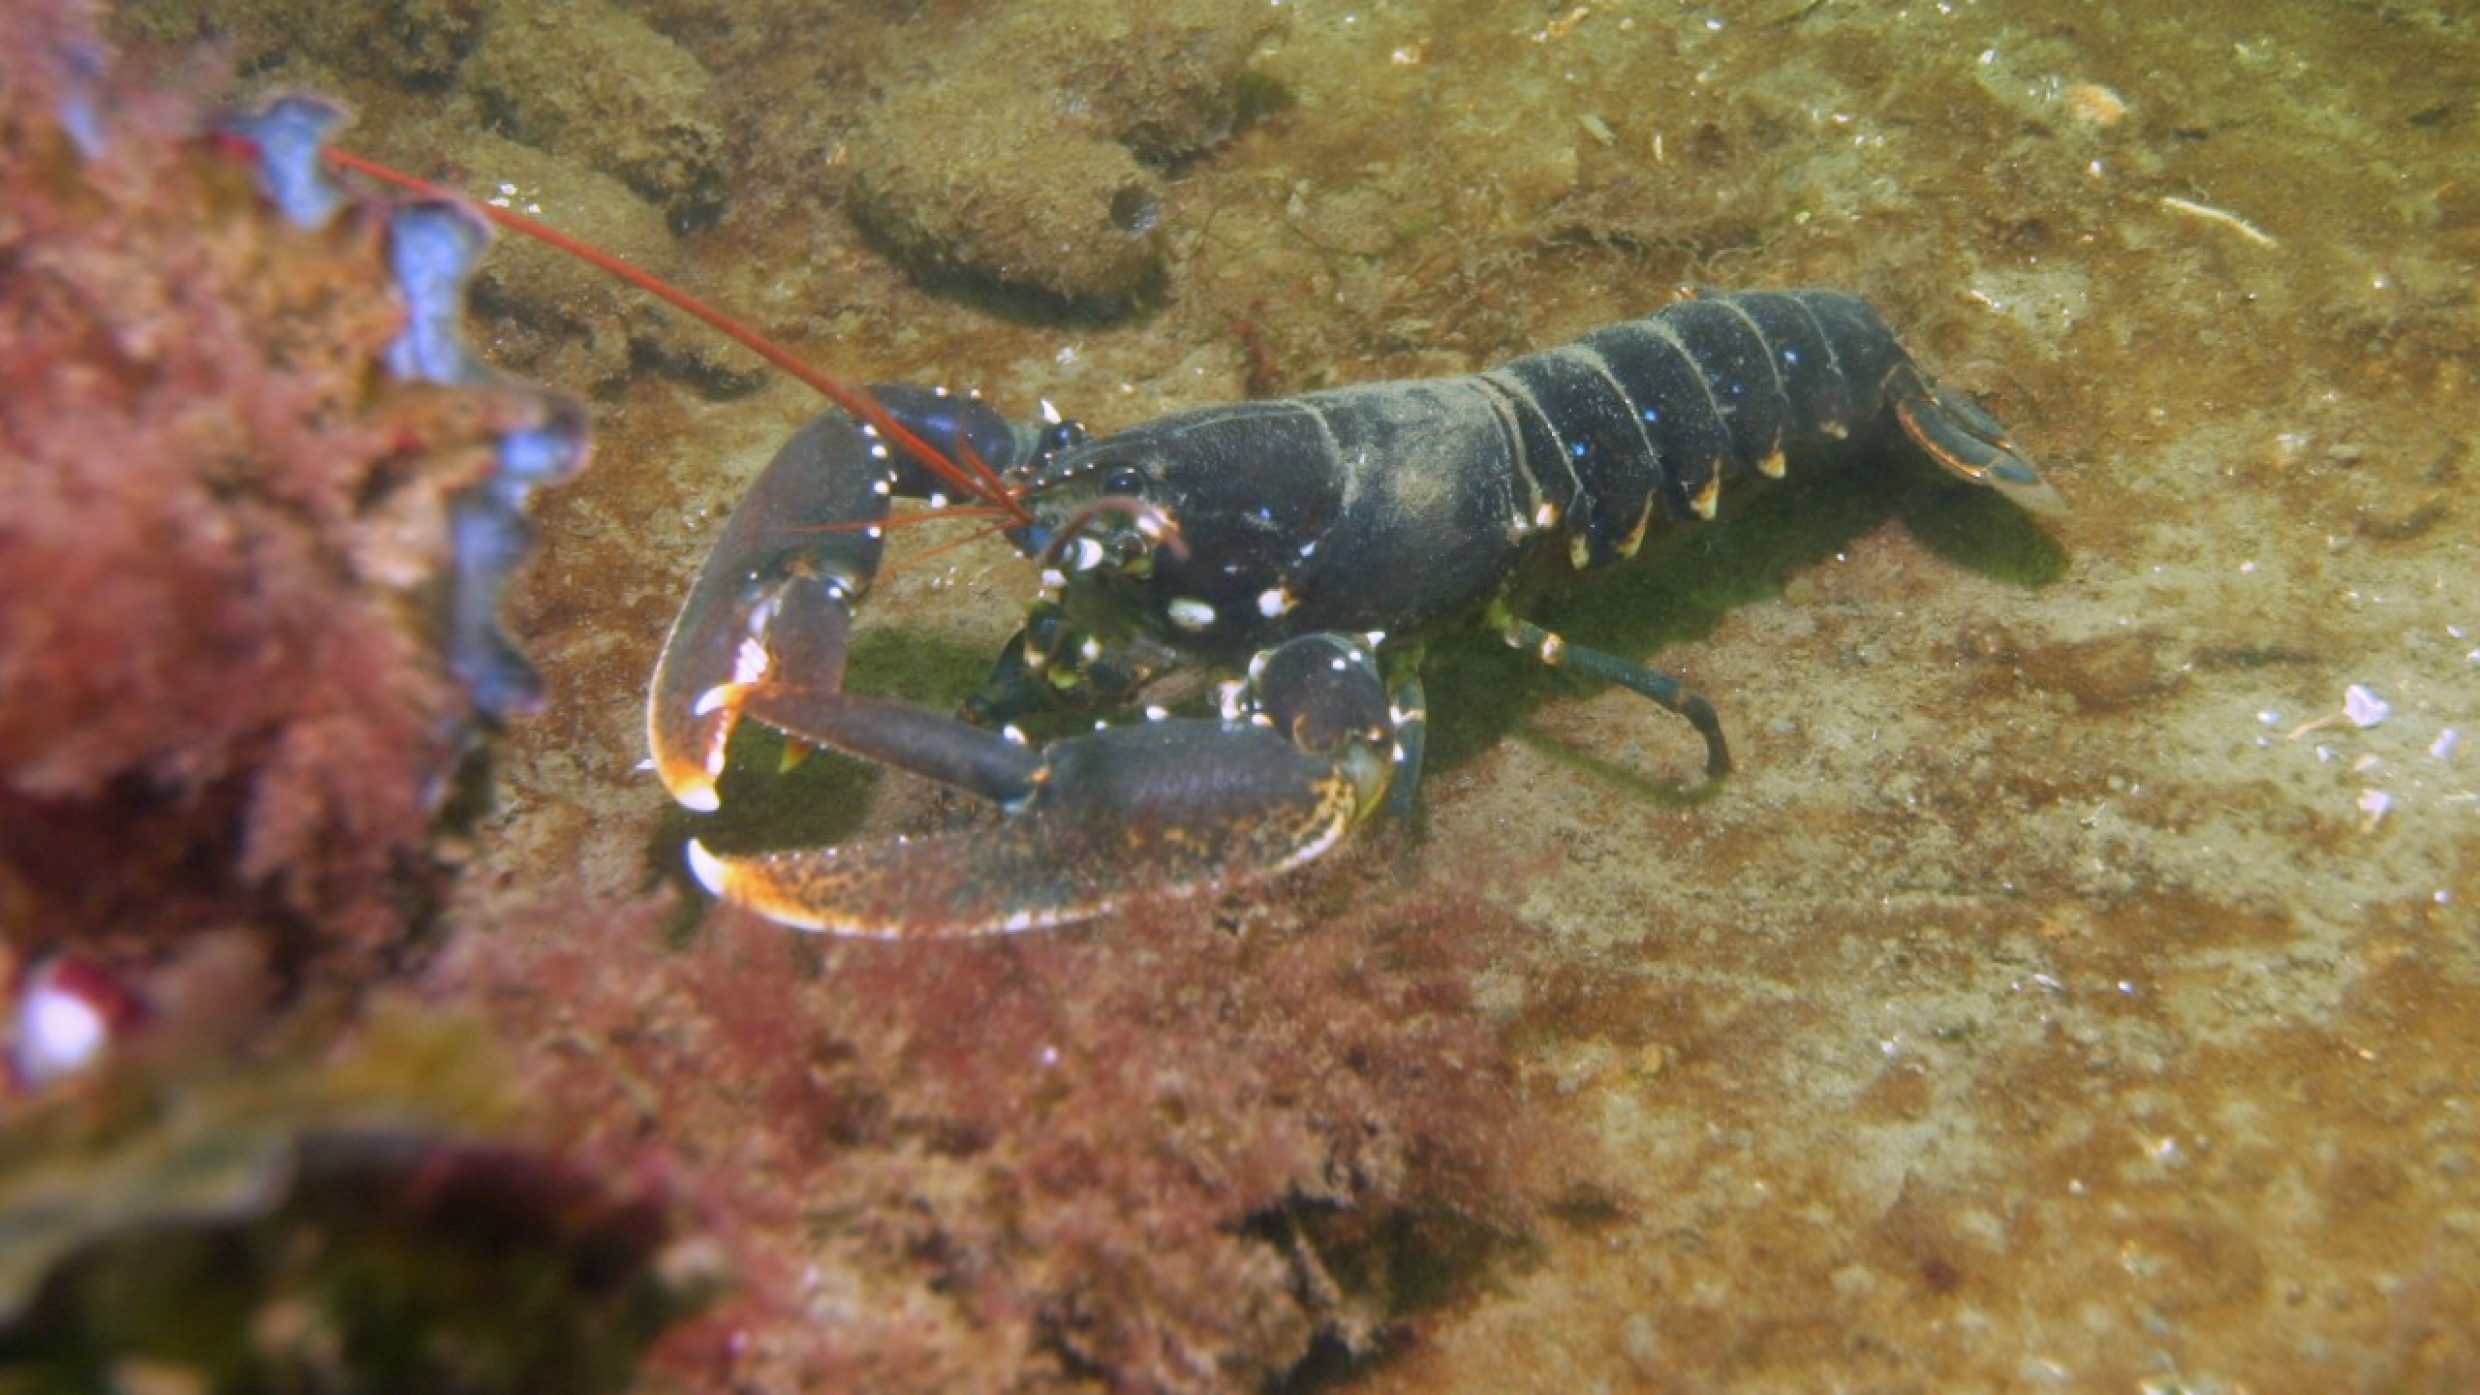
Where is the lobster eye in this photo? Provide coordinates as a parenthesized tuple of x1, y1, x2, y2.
(1036, 420, 1088, 457)
(1103, 465, 1148, 498)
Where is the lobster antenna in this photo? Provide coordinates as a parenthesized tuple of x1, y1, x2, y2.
(787, 503, 1021, 535)
(879, 519, 1017, 579)
(318, 145, 1035, 526)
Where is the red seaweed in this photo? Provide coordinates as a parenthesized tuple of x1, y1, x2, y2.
(0, 0, 527, 984)
(451, 886, 1545, 1394)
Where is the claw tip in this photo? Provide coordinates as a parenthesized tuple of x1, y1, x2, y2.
(685, 838, 730, 896)
(652, 751, 723, 811)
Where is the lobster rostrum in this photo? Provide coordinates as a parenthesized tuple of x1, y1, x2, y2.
(646, 290, 2064, 937)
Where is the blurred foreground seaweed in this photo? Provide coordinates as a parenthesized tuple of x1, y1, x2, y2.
(0, 0, 572, 983)
(0, 4, 694, 1389)
(0, 1003, 700, 1392)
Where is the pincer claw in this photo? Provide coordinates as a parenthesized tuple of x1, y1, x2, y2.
(685, 715, 1382, 937)
(682, 633, 1398, 937)
(646, 415, 890, 811)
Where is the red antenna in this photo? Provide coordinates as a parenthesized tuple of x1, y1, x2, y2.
(318, 146, 1035, 527)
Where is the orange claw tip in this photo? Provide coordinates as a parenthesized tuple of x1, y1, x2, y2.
(685, 837, 734, 899)
(652, 749, 722, 811)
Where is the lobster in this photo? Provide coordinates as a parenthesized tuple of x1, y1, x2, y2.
(642, 289, 2065, 937)
(237, 108, 2064, 939)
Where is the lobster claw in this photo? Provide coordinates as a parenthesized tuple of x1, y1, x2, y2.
(687, 633, 1397, 937)
(650, 389, 1048, 810)
(648, 414, 889, 811)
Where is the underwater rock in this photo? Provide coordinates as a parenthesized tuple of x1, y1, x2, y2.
(112, 0, 490, 91)
(464, 0, 728, 234)
(453, 129, 758, 397)
(847, 1, 1285, 306)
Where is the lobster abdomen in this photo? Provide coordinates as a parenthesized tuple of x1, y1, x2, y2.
(1119, 290, 1932, 653)
(1481, 290, 1905, 567)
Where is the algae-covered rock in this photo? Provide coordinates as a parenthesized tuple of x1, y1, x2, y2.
(112, 0, 489, 90)
(465, 0, 727, 233)
(453, 130, 757, 396)
(848, 0, 1286, 306)
(851, 73, 1171, 308)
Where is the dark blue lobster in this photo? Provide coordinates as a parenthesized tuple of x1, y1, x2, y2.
(649, 289, 2063, 936)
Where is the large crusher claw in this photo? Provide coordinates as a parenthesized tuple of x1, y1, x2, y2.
(686, 633, 1397, 937)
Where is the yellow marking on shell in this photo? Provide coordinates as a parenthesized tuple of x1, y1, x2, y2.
(1569, 534, 1592, 570)
(1691, 471, 1722, 521)
(1537, 631, 1568, 666)
(1617, 495, 1656, 558)
(1821, 419, 1848, 441)
(1757, 447, 1787, 479)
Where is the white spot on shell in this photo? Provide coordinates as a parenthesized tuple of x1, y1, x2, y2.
(1168, 597, 1217, 631)
(1257, 586, 1295, 618)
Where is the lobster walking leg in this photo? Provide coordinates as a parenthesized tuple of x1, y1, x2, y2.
(1382, 672, 1429, 825)
(1503, 618, 1732, 777)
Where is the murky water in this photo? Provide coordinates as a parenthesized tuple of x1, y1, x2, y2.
(111, 0, 2479, 1387)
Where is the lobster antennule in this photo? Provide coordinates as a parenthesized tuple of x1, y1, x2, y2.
(315, 144, 1031, 524)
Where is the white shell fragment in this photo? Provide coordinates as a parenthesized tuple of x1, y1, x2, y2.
(2342, 684, 2391, 729)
